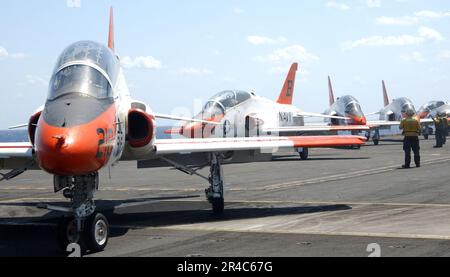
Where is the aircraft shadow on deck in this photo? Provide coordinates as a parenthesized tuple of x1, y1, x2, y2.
(0, 198, 351, 257)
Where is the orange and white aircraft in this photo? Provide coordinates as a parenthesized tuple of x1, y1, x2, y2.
(0, 9, 366, 252)
(323, 78, 434, 145)
(166, 63, 370, 159)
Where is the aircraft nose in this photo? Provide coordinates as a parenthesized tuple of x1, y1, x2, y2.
(35, 122, 106, 176)
(349, 115, 366, 125)
(419, 111, 429, 119)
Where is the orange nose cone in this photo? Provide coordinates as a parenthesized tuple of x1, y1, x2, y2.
(359, 116, 367, 125)
(419, 112, 429, 119)
(35, 121, 106, 176)
(349, 116, 366, 126)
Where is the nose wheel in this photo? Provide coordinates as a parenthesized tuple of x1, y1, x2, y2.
(43, 172, 110, 254)
(56, 212, 109, 254)
(56, 217, 80, 250)
(84, 212, 109, 252)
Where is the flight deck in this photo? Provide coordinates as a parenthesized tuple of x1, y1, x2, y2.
(1, 136, 450, 257)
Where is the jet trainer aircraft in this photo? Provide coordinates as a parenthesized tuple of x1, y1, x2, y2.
(166, 64, 370, 159)
(321, 77, 379, 145)
(375, 81, 416, 122)
(323, 79, 434, 145)
(0, 9, 366, 252)
(417, 101, 450, 139)
(324, 76, 368, 127)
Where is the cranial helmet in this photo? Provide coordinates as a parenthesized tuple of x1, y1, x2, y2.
(406, 109, 415, 116)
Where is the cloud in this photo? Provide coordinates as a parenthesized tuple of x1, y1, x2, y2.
(415, 10, 450, 19)
(66, 0, 81, 8)
(26, 75, 49, 87)
(121, 56, 162, 69)
(343, 35, 424, 49)
(326, 1, 350, 11)
(342, 26, 444, 50)
(0, 47, 8, 59)
(247, 35, 288, 45)
(418, 26, 444, 41)
(256, 45, 319, 64)
(233, 8, 244, 15)
(0, 46, 25, 60)
(179, 68, 213, 76)
(376, 16, 419, 26)
(439, 51, 450, 59)
(375, 10, 450, 28)
(400, 52, 425, 62)
(367, 0, 381, 8)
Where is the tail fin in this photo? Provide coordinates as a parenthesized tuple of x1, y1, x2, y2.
(382, 80, 389, 107)
(328, 76, 335, 106)
(108, 7, 115, 51)
(276, 63, 298, 105)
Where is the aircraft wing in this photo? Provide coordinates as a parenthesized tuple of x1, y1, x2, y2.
(263, 125, 370, 133)
(420, 118, 434, 124)
(154, 135, 366, 155)
(295, 112, 349, 120)
(368, 118, 434, 128)
(367, 120, 401, 128)
(0, 142, 35, 179)
(0, 142, 33, 159)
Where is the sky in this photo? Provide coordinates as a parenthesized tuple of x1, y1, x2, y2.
(0, 0, 449, 128)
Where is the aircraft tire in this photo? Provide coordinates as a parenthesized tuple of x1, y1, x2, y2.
(373, 139, 379, 146)
(56, 217, 81, 252)
(84, 213, 109, 253)
(299, 148, 309, 160)
(212, 198, 224, 215)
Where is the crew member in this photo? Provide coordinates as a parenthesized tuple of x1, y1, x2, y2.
(434, 112, 446, 148)
(442, 113, 448, 145)
(400, 109, 421, 168)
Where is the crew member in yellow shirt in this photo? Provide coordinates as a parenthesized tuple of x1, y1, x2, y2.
(399, 109, 421, 168)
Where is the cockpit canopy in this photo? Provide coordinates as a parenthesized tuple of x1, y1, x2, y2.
(419, 101, 446, 113)
(199, 90, 252, 118)
(47, 41, 119, 101)
(337, 95, 364, 116)
(205, 90, 252, 110)
(394, 98, 416, 114)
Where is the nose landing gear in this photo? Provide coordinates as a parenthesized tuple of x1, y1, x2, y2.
(40, 172, 109, 254)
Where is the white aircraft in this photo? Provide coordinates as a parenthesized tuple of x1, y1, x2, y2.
(166, 63, 370, 159)
(417, 101, 450, 138)
(0, 8, 366, 252)
(323, 78, 433, 145)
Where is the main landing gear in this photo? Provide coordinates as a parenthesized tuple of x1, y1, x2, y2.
(366, 129, 380, 146)
(159, 153, 226, 215)
(38, 172, 109, 254)
(205, 154, 225, 214)
(297, 148, 309, 160)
